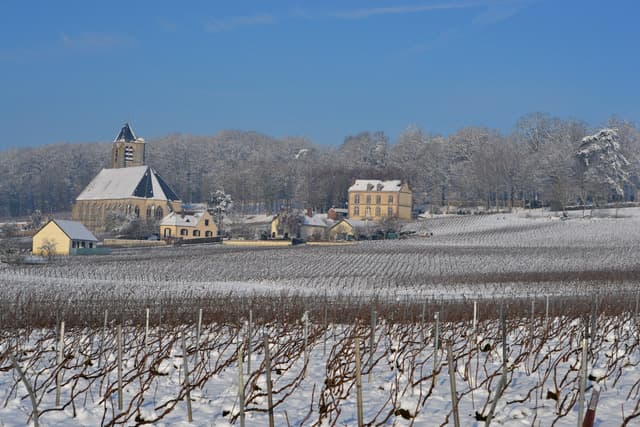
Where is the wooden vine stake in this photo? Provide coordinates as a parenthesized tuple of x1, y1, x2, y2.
(577, 337, 588, 427)
(195, 307, 202, 365)
(181, 331, 193, 423)
(55, 320, 65, 406)
(144, 308, 150, 355)
(582, 388, 600, 427)
(369, 305, 376, 383)
(433, 312, 440, 386)
(446, 341, 460, 427)
(247, 309, 252, 375)
(354, 334, 364, 427)
(303, 310, 309, 377)
(237, 341, 245, 427)
(263, 333, 275, 427)
(117, 324, 123, 411)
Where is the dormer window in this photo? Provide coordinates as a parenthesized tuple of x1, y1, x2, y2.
(376, 183, 383, 191)
(367, 183, 374, 191)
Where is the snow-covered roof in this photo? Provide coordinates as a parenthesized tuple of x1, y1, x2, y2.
(114, 123, 142, 143)
(160, 211, 207, 227)
(348, 179, 403, 192)
(52, 220, 98, 242)
(302, 213, 334, 228)
(76, 166, 180, 201)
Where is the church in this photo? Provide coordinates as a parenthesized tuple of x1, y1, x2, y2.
(71, 123, 182, 232)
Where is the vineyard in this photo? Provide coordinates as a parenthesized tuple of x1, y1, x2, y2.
(0, 209, 639, 425)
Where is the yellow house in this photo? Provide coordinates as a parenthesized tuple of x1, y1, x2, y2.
(348, 179, 413, 221)
(327, 219, 355, 241)
(160, 210, 218, 239)
(32, 219, 98, 256)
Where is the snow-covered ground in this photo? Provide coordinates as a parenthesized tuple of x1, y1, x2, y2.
(0, 313, 638, 426)
(1, 208, 639, 425)
(2, 208, 639, 302)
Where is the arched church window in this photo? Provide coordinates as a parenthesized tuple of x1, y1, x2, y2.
(155, 207, 163, 219)
(134, 206, 140, 217)
(146, 206, 152, 218)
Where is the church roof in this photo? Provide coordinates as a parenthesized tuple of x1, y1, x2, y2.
(76, 166, 180, 202)
(114, 123, 139, 143)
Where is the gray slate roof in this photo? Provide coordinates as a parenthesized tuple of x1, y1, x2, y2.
(53, 220, 98, 242)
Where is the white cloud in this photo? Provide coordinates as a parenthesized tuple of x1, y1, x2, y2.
(333, 1, 479, 19)
(206, 14, 275, 32)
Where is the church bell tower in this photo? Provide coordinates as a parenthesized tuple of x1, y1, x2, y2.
(111, 123, 145, 168)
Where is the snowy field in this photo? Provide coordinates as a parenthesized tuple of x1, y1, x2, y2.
(1, 207, 639, 305)
(0, 208, 639, 425)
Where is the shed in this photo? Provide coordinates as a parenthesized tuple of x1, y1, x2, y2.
(32, 220, 98, 256)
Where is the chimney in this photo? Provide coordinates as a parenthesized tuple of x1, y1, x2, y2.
(307, 208, 313, 218)
(328, 208, 336, 220)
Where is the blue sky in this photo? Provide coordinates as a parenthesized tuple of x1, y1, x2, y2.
(1, 0, 639, 149)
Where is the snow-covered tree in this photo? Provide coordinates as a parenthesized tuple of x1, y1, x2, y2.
(576, 128, 630, 202)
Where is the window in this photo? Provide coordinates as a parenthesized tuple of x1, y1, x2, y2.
(180, 229, 188, 236)
(375, 207, 381, 217)
(205, 219, 209, 226)
(134, 206, 140, 217)
(205, 231, 213, 237)
(376, 195, 381, 204)
(388, 195, 394, 204)
(89, 243, 93, 248)
(193, 230, 201, 237)
(354, 194, 360, 204)
(365, 207, 371, 217)
(164, 228, 172, 237)
(146, 207, 152, 218)
(155, 207, 163, 219)
(353, 206, 360, 216)
(388, 207, 393, 217)
(366, 195, 371, 204)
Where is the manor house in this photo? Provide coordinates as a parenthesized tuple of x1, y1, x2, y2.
(71, 123, 182, 232)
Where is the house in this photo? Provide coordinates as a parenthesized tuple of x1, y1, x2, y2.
(348, 179, 412, 221)
(327, 219, 355, 241)
(72, 123, 182, 232)
(300, 210, 334, 241)
(32, 219, 99, 256)
(160, 210, 218, 239)
(270, 210, 302, 239)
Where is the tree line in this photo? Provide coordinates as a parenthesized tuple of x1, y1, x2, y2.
(1, 112, 638, 219)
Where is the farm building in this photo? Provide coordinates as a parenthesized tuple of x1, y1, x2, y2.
(32, 219, 98, 256)
(71, 123, 182, 232)
(160, 210, 218, 239)
(348, 179, 413, 221)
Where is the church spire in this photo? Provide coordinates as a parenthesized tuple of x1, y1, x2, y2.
(111, 122, 146, 168)
(114, 123, 137, 143)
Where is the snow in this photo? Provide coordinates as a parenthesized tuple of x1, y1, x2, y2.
(1, 207, 640, 425)
(76, 166, 171, 201)
(160, 211, 206, 227)
(348, 179, 403, 192)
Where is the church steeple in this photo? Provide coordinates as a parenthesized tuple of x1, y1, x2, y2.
(111, 123, 145, 168)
